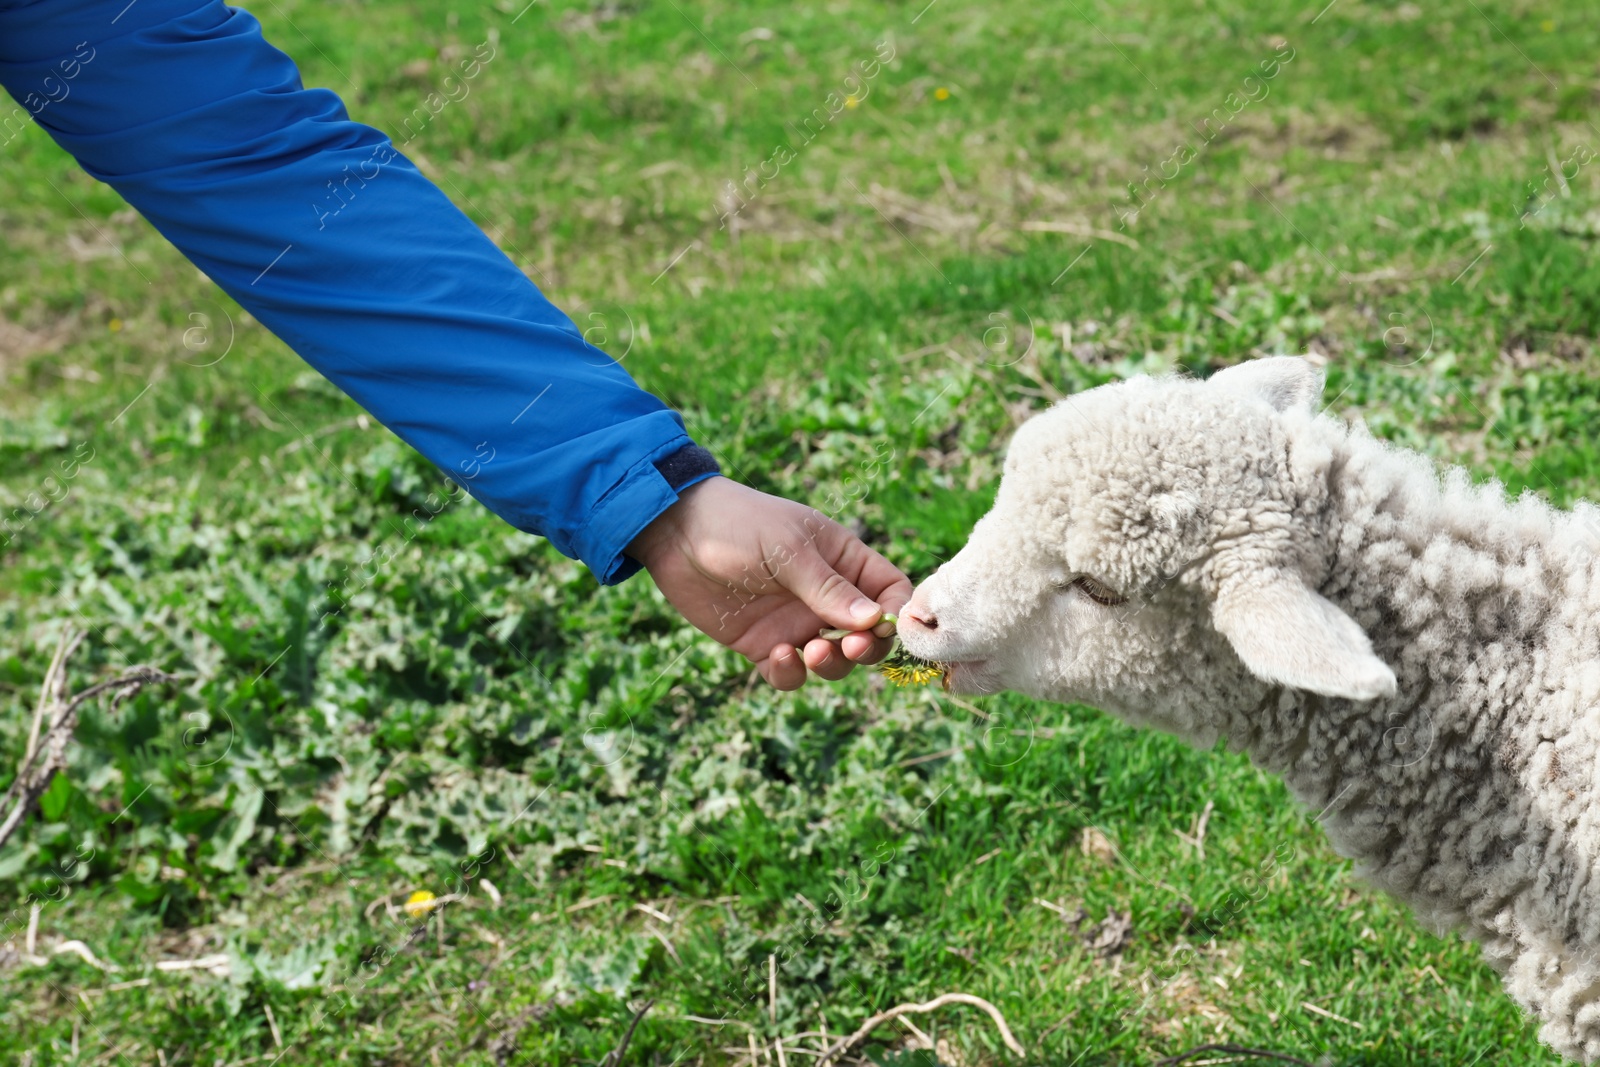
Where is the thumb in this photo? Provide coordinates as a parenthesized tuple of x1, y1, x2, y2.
(781, 543, 884, 632)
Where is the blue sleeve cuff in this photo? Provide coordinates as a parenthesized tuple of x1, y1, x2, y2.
(653, 443, 722, 492)
(582, 442, 722, 586)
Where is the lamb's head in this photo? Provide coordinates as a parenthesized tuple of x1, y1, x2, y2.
(899, 356, 1397, 732)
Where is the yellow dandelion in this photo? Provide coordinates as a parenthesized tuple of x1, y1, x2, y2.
(878, 643, 948, 689)
(815, 615, 949, 689)
(845, 94, 860, 109)
(404, 889, 438, 918)
(933, 87, 950, 101)
(108, 318, 123, 332)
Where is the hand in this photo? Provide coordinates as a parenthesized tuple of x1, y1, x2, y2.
(625, 476, 913, 689)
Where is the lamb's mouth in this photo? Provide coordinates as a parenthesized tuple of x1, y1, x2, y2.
(940, 658, 991, 692)
(876, 627, 989, 693)
(884, 640, 990, 693)
(874, 641, 952, 688)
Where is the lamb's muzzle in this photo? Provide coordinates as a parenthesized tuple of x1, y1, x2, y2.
(899, 592, 1001, 692)
(899, 355, 1600, 1062)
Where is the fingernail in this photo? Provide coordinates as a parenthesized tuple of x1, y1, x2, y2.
(849, 597, 880, 625)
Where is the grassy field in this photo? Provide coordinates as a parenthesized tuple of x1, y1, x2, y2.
(3, 0, 1599, 1063)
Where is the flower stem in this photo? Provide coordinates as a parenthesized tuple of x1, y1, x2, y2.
(817, 612, 897, 641)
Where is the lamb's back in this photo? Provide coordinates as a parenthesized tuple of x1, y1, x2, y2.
(1303, 421, 1600, 1060)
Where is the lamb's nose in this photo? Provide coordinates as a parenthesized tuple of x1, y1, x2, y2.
(905, 607, 938, 631)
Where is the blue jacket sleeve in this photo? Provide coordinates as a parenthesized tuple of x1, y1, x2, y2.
(0, 0, 719, 584)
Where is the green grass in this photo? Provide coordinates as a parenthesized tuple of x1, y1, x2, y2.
(2, 0, 1598, 1063)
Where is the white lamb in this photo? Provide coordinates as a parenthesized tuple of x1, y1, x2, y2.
(897, 356, 1600, 1061)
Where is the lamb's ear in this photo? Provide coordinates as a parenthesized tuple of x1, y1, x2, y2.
(1207, 356, 1323, 414)
(1211, 572, 1397, 700)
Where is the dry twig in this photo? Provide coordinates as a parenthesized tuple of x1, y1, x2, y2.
(1174, 798, 1215, 860)
(17, 939, 122, 971)
(0, 629, 180, 848)
(1020, 218, 1141, 249)
(817, 992, 1024, 1064)
(153, 953, 230, 976)
(598, 999, 654, 1067)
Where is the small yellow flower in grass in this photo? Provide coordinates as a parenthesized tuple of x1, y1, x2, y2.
(108, 318, 123, 332)
(845, 94, 860, 109)
(404, 890, 437, 918)
(1541, 19, 1555, 31)
(934, 87, 951, 101)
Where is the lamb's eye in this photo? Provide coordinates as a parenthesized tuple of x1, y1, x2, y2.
(1072, 575, 1127, 606)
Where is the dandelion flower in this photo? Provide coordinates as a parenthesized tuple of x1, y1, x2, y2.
(934, 87, 950, 101)
(845, 94, 860, 109)
(878, 642, 948, 689)
(404, 889, 438, 918)
(817, 613, 948, 688)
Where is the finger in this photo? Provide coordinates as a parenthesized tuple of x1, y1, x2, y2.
(780, 542, 885, 633)
(803, 637, 856, 681)
(764, 644, 808, 690)
(814, 526, 914, 619)
(852, 552, 914, 616)
(840, 631, 894, 664)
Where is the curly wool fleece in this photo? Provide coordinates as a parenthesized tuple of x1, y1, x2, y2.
(899, 356, 1600, 1061)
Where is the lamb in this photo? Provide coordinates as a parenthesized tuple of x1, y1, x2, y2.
(896, 356, 1600, 1062)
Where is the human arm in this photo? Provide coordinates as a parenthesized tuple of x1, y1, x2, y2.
(0, 0, 908, 683)
(0, 0, 701, 585)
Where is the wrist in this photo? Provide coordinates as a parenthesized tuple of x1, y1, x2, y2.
(625, 443, 722, 571)
(627, 473, 723, 571)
